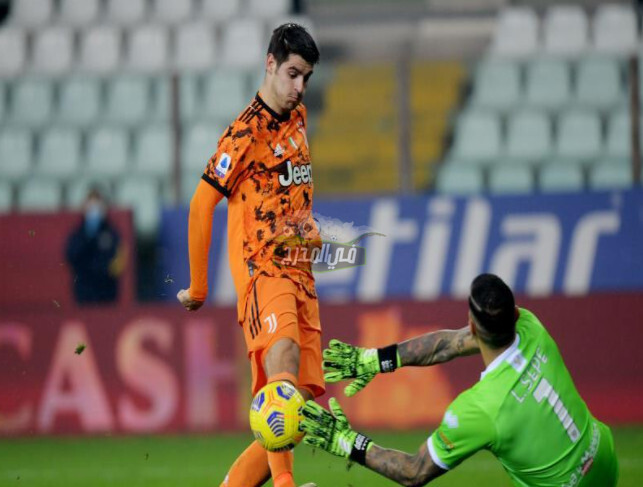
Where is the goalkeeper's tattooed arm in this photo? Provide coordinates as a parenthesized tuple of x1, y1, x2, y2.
(398, 326, 479, 367)
(365, 443, 445, 487)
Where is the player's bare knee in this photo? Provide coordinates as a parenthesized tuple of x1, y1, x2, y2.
(264, 337, 300, 378)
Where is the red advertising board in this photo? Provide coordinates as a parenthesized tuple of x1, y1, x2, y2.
(1, 293, 642, 436)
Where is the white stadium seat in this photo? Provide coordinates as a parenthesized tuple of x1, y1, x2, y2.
(9, 0, 53, 27)
(17, 180, 63, 212)
(37, 128, 82, 179)
(106, 0, 148, 26)
(86, 127, 130, 178)
(543, 6, 588, 57)
(105, 76, 151, 125)
(200, 0, 241, 21)
(247, 0, 290, 18)
(152, 0, 193, 24)
(0, 28, 27, 78)
(59, 0, 101, 26)
(58, 77, 102, 126)
(11, 79, 54, 127)
(0, 128, 33, 181)
(79, 26, 122, 74)
(32, 27, 75, 76)
(490, 7, 538, 58)
(221, 19, 264, 68)
(593, 4, 638, 56)
(134, 125, 173, 177)
(174, 23, 216, 71)
(127, 25, 169, 73)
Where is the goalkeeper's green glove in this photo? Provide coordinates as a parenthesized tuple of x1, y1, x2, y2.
(301, 398, 373, 465)
(323, 339, 401, 396)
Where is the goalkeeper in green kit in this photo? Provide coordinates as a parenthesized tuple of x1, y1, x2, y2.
(301, 274, 618, 487)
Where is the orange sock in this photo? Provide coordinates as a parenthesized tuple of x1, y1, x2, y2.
(220, 441, 270, 487)
(267, 451, 295, 487)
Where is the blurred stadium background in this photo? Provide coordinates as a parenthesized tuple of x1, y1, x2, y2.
(1, 0, 642, 485)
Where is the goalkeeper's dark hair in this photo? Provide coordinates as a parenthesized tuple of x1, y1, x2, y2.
(268, 23, 319, 66)
(468, 274, 517, 349)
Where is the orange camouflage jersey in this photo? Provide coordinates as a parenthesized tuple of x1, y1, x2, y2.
(202, 93, 320, 322)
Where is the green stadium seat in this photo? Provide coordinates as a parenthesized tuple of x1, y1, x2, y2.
(10, 79, 54, 127)
(589, 161, 633, 190)
(115, 177, 160, 236)
(0, 181, 12, 212)
(203, 70, 248, 123)
(451, 111, 502, 163)
(576, 58, 623, 110)
(605, 109, 643, 159)
(505, 110, 552, 163)
(0, 128, 33, 181)
(471, 61, 521, 111)
(525, 59, 571, 111)
(435, 164, 484, 195)
(17, 179, 62, 212)
(555, 110, 602, 162)
(86, 127, 130, 178)
(182, 123, 222, 171)
(58, 78, 102, 126)
(540, 163, 584, 192)
(488, 164, 534, 194)
(37, 128, 82, 179)
(106, 76, 150, 125)
(134, 125, 173, 177)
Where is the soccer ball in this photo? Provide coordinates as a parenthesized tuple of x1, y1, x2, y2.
(249, 381, 305, 452)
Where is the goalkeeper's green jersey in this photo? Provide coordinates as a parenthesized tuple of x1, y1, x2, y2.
(428, 308, 618, 487)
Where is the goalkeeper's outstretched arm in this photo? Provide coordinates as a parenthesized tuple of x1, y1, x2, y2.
(398, 326, 479, 367)
(364, 442, 446, 487)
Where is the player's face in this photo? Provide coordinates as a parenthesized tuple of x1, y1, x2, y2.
(267, 53, 314, 113)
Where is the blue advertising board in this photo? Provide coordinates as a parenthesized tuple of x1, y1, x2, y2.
(158, 190, 643, 303)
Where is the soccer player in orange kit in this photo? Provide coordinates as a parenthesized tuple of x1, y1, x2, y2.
(177, 23, 322, 487)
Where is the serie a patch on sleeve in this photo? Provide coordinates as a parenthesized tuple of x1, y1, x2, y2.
(215, 153, 231, 178)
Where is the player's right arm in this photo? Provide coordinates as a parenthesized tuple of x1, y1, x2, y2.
(324, 327, 479, 396)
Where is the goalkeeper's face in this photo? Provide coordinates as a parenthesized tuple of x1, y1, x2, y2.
(266, 53, 314, 113)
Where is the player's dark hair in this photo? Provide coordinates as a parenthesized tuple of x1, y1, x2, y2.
(267, 23, 319, 66)
(469, 274, 517, 349)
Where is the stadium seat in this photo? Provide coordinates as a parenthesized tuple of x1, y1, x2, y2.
(134, 125, 173, 177)
(114, 177, 160, 235)
(182, 123, 221, 172)
(221, 19, 264, 68)
(593, 4, 638, 55)
(37, 128, 82, 179)
(489, 164, 534, 194)
(179, 74, 201, 121)
(17, 180, 63, 212)
(490, 7, 539, 58)
(127, 25, 169, 73)
(0, 128, 32, 181)
(543, 6, 588, 57)
(0, 82, 6, 122)
(59, 0, 100, 26)
(8, 0, 53, 27)
(435, 164, 484, 195)
(106, 0, 147, 26)
(0, 181, 12, 212)
(66, 178, 112, 209)
(79, 26, 122, 74)
(152, 0, 193, 24)
(525, 59, 571, 111)
(247, 0, 290, 18)
(10, 79, 54, 127)
(32, 27, 75, 76)
(200, 0, 241, 21)
(540, 163, 584, 192)
(86, 127, 130, 178)
(203, 70, 248, 123)
(575, 58, 622, 111)
(105, 76, 150, 125)
(555, 110, 602, 162)
(471, 61, 521, 111)
(0, 28, 27, 77)
(589, 161, 633, 190)
(174, 23, 216, 71)
(57, 77, 102, 126)
(605, 109, 639, 159)
(450, 111, 502, 163)
(505, 111, 552, 163)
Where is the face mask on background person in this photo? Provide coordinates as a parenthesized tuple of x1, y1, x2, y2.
(84, 200, 105, 236)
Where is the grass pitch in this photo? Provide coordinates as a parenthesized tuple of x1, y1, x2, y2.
(1, 427, 641, 486)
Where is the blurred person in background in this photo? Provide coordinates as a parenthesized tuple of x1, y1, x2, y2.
(66, 187, 126, 304)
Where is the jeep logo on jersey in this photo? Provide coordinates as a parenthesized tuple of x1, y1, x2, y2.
(278, 160, 312, 187)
